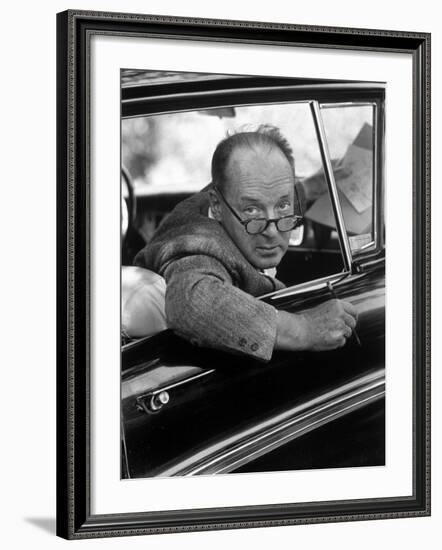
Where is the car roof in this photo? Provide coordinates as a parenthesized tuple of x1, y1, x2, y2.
(121, 68, 365, 88)
(121, 69, 385, 119)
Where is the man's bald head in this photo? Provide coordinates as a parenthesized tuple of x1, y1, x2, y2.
(211, 125, 295, 193)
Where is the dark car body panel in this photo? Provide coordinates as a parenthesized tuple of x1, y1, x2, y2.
(122, 265, 384, 478)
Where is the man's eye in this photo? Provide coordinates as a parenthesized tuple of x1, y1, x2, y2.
(243, 206, 260, 216)
(277, 202, 291, 212)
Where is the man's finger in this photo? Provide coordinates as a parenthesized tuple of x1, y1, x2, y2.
(341, 301, 358, 319)
(343, 312, 357, 329)
(337, 336, 347, 348)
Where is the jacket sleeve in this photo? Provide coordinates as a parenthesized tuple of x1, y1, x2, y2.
(163, 254, 278, 362)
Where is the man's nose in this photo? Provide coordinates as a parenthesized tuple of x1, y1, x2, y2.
(262, 219, 280, 238)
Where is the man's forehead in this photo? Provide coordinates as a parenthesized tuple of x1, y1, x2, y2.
(224, 143, 294, 193)
(228, 144, 291, 177)
(227, 142, 286, 167)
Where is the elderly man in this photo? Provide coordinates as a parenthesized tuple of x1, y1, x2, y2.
(134, 125, 357, 361)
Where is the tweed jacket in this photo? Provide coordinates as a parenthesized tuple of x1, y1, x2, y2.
(134, 189, 286, 361)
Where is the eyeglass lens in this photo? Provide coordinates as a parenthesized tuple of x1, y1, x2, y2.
(245, 216, 302, 234)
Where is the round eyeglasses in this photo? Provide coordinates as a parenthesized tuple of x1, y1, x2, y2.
(241, 215, 304, 235)
(216, 187, 304, 235)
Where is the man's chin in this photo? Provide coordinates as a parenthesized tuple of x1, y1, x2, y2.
(252, 251, 283, 270)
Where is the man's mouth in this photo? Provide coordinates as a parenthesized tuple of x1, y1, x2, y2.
(256, 245, 280, 253)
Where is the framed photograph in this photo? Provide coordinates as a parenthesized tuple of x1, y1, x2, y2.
(56, 9, 431, 539)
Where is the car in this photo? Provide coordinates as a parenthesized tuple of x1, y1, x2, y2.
(120, 69, 385, 479)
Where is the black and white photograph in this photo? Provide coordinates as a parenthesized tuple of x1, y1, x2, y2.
(120, 69, 386, 479)
(1, 0, 439, 546)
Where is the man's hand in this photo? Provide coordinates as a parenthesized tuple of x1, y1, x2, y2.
(275, 299, 358, 352)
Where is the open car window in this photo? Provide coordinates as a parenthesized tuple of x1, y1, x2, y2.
(122, 101, 348, 288)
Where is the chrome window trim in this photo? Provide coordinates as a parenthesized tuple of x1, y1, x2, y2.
(123, 88, 317, 105)
(358, 239, 377, 252)
(260, 271, 349, 301)
(122, 97, 320, 120)
(129, 368, 215, 403)
(310, 100, 353, 272)
(319, 101, 377, 109)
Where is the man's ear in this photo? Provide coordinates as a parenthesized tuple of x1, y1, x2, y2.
(208, 188, 223, 221)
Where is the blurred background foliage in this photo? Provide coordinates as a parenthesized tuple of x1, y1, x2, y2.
(122, 103, 371, 196)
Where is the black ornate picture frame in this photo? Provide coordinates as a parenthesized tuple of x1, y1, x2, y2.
(56, 9, 431, 539)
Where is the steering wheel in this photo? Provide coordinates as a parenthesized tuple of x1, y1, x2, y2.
(122, 165, 136, 240)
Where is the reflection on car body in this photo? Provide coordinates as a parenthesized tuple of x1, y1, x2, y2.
(121, 70, 385, 479)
